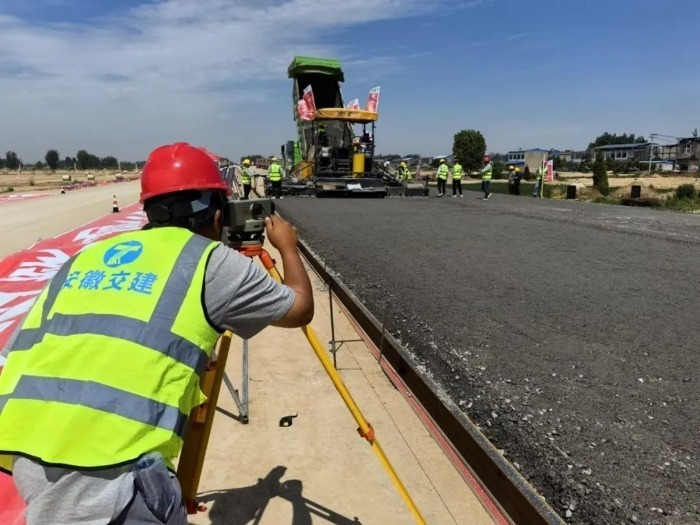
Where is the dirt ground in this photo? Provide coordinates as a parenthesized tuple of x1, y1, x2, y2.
(278, 196, 700, 525)
(0, 169, 139, 193)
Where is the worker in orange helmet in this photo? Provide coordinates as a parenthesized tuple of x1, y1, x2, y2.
(0, 142, 313, 524)
(477, 155, 493, 200)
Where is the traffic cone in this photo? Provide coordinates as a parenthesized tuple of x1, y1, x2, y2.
(112, 195, 120, 213)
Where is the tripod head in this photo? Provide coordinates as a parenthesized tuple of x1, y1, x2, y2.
(223, 197, 275, 253)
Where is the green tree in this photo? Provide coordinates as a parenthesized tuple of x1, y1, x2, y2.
(76, 150, 100, 170)
(35, 161, 44, 169)
(45, 149, 60, 171)
(588, 132, 647, 149)
(100, 156, 119, 169)
(492, 161, 506, 179)
(523, 165, 532, 181)
(452, 130, 486, 172)
(5, 151, 20, 170)
(592, 151, 609, 196)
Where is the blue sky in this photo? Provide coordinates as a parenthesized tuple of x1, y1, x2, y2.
(0, 0, 698, 162)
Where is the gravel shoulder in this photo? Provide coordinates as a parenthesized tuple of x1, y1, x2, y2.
(278, 193, 700, 525)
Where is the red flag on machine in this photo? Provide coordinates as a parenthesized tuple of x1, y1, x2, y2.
(366, 86, 381, 112)
(297, 99, 313, 121)
(346, 98, 360, 110)
(302, 85, 316, 113)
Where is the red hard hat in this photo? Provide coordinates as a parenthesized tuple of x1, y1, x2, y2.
(483, 155, 491, 162)
(140, 142, 232, 202)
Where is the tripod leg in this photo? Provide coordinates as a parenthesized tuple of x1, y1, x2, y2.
(177, 332, 233, 514)
(222, 372, 247, 424)
(242, 339, 249, 423)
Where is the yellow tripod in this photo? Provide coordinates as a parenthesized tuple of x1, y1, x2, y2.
(176, 242, 426, 524)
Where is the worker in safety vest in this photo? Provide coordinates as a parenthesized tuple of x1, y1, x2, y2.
(267, 157, 284, 199)
(507, 165, 516, 195)
(478, 155, 493, 200)
(451, 160, 464, 197)
(398, 162, 412, 181)
(0, 142, 313, 525)
(436, 158, 448, 197)
(241, 158, 253, 200)
(533, 166, 544, 198)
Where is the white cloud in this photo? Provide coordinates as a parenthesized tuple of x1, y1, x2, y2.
(0, 0, 471, 161)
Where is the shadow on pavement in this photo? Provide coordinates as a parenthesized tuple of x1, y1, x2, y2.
(195, 466, 362, 525)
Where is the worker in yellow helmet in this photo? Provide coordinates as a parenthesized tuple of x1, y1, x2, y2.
(451, 159, 464, 197)
(436, 158, 448, 197)
(267, 157, 284, 199)
(241, 158, 253, 200)
(513, 167, 522, 195)
(398, 161, 412, 182)
(507, 165, 516, 195)
(0, 143, 314, 524)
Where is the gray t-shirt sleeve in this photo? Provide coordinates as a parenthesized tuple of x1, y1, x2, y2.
(204, 244, 295, 340)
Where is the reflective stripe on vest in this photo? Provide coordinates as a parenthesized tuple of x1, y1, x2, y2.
(482, 163, 493, 180)
(241, 167, 251, 184)
(453, 164, 463, 179)
(438, 164, 448, 179)
(0, 228, 221, 469)
(269, 163, 282, 181)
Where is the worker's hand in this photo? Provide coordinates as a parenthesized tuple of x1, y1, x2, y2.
(265, 215, 298, 254)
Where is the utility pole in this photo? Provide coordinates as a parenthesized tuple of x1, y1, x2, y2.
(648, 133, 656, 176)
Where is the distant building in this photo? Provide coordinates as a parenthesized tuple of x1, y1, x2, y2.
(559, 150, 587, 166)
(506, 148, 550, 172)
(589, 143, 651, 162)
(676, 137, 700, 171)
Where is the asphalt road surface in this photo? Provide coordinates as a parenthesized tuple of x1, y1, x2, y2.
(0, 182, 141, 258)
(278, 190, 700, 525)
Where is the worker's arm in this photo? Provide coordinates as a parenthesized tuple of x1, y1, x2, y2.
(265, 215, 314, 328)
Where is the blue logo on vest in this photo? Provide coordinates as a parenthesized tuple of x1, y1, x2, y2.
(103, 241, 144, 268)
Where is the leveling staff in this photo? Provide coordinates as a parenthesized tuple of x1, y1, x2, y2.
(0, 142, 314, 525)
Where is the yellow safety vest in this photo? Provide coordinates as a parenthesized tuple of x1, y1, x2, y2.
(437, 164, 448, 180)
(0, 228, 221, 470)
(268, 163, 282, 181)
(452, 164, 464, 180)
(240, 167, 251, 185)
(481, 163, 493, 180)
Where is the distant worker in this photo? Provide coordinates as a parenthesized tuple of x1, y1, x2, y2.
(0, 142, 314, 525)
(513, 167, 522, 195)
(436, 159, 448, 197)
(533, 166, 544, 198)
(398, 162, 412, 181)
(507, 165, 516, 195)
(452, 160, 464, 197)
(268, 156, 284, 199)
(241, 158, 253, 200)
(478, 155, 493, 200)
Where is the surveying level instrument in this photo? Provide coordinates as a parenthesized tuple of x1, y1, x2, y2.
(176, 196, 427, 523)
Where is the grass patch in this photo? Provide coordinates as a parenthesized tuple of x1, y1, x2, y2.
(664, 197, 700, 212)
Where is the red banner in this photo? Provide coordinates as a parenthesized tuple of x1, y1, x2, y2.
(345, 98, 360, 110)
(0, 203, 148, 524)
(302, 84, 316, 114)
(297, 99, 313, 121)
(366, 86, 381, 113)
